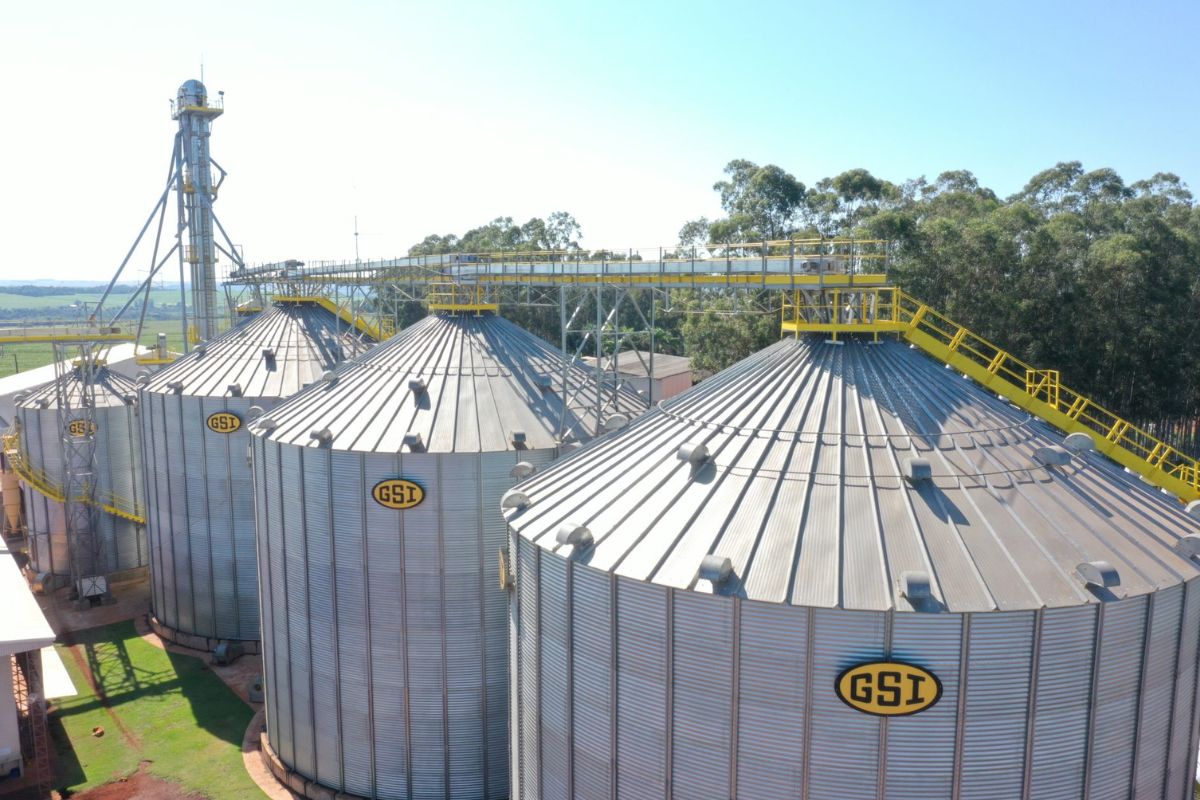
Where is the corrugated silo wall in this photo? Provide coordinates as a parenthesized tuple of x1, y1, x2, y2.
(19, 402, 146, 576)
(141, 392, 262, 642)
(510, 538, 1200, 800)
(254, 437, 557, 800)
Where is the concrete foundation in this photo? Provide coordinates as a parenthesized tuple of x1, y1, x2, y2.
(260, 732, 364, 800)
(148, 613, 260, 656)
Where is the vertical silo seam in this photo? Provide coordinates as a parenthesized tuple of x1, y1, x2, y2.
(664, 588, 674, 799)
(728, 595, 741, 799)
(200, 398, 216, 636)
(1081, 597, 1105, 800)
(225, 402, 239, 636)
(800, 604, 814, 800)
(876, 610, 893, 800)
(476, 453, 490, 795)
(357, 454, 378, 799)
(298, 446, 318, 781)
(397, 451, 413, 798)
(436, 455, 450, 799)
(1127, 590, 1156, 796)
(608, 571, 618, 800)
(325, 446, 345, 792)
(1021, 608, 1044, 799)
(279, 440, 296, 769)
(950, 614, 970, 800)
(565, 557, 575, 799)
(1182, 579, 1200, 800)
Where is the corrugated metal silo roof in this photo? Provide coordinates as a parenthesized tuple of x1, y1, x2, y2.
(508, 336, 1200, 613)
(253, 313, 646, 453)
(141, 303, 370, 399)
(17, 366, 138, 409)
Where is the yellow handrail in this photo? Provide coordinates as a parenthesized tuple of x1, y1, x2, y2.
(272, 295, 390, 340)
(781, 288, 1200, 502)
(1, 432, 145, 524)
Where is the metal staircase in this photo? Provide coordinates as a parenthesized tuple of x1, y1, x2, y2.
(781, 285, 1200, 503)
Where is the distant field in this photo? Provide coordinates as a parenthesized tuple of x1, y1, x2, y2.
(0, 288, 183, 311)
(0, 325, 188, 379)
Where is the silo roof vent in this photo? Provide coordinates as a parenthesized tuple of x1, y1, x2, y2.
(1076, 560, 1120, 589)
(135, 373, 150, 385)
(1034, 446, 1072, 467)
(1064, 432, 1096, 452)
(167, 380, 185, 393)
(1173, 535, 1200, 559)
(321, 370, 337, 386)
(122, 393, 136, 405)
(604, 413, 630, 432)
(903, 457, 932, 484)
(677, 442, 709, 466)
(408, 378, 426, 395)
(309, 428, 333, 446)
(36, 398, 50, 409)
(403, 432, 426, 452)
(510, 461, 536, 480)
(259, 417, 278, 431)
(536, 374, 554, 391)
(511, 430, 528, 449)
(900, 570, 939, 611)
(228, 382, 243, 397)
(248, 405, 265, 420)
(555, 523, 593, 551)
(1185, 500, 1200, 521)
(501, 489, 531, 511)
(261, 347, 275, 360)
(698, 554, 733, 584)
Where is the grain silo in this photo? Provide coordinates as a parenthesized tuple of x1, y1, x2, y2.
(250, 312, 644, 800)
(506, 335, 1200, 800)
(14, 366, 145, 585)
(140, 302, 371, 652)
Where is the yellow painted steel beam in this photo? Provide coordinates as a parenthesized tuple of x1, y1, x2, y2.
(0, 332, 135, 345)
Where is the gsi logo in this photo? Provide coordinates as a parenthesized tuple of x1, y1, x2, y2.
(836, 661, 942, 716)
(67, 419, 96, 437)
(206, 411, 242, 434)
(372, 479, 425, 510)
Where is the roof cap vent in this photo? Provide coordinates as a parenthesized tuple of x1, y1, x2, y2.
(511, 430, 527, 449)
(1185, 500, 1200, 521)
(903, 457, 932, 483)
(403, 432, 425, 452)
(258, 416, 277, 431)
(603, 413, 630, 432)
(698, 554, 733, 584)
(12, 393, 25, 404)
(501, 489, 531, 511)
(248, 405, 265, 420)
(261, 347, 275, 360)
(408, 378, 426, 395)
(555, 523, 592, 550)
(1173, 534, 1200, 559)
(309, 428, 333, 446)
(227, 382, 243, 397)
(1076, 560, 1120, 589)
(122, 393, 136, 405)
(677, 442, 709, 466)
(321, 370, 337, 386)
(510, 461, 536, 480)
(166, 379, 185, 393)
(1034, 446, 1073, 467)
(900, 570, 939, 611)
(37, 398, 51, 409)
(536, 374, 554, 391)
(195, 343, 207, 357)
(1064, 432, 1096, 453)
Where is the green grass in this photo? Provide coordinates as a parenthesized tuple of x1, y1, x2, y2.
(0, 327, 188, 379)
(48, 620, 264, 799)
(0, 289, 183, 311)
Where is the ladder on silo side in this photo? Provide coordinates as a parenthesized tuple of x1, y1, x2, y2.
(781, 286, 1200, 503)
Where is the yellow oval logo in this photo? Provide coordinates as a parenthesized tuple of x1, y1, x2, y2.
(372, 479, 425, 510)
(206, 411, 242, 434)
(836, 661, 942, 716)
(67, 419, 96, 437)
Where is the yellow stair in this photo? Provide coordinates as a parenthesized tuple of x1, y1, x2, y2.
(273, 295, 391, 340)
(781, 286, 1200, 502)
(1, 432, 146, 524)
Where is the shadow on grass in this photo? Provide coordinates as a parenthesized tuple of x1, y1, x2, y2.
(162, 648, 252, 748)
(46, 712, 85, 790)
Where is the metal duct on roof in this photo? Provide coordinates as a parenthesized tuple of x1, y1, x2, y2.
(508, 335, 1200, 800)
(141, 304, 370, 646)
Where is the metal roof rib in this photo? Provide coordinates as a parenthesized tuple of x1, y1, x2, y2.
(509, 336, 1200, 612)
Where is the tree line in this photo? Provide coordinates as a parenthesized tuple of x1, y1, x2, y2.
(405, 160, 1200, 433)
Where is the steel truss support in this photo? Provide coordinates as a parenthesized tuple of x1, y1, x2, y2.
(51, 344, 111, 605)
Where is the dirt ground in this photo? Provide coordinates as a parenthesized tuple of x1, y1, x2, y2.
(64, 763, 206, 800)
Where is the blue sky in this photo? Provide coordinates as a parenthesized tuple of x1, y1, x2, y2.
(2, 0, 1197, 280)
